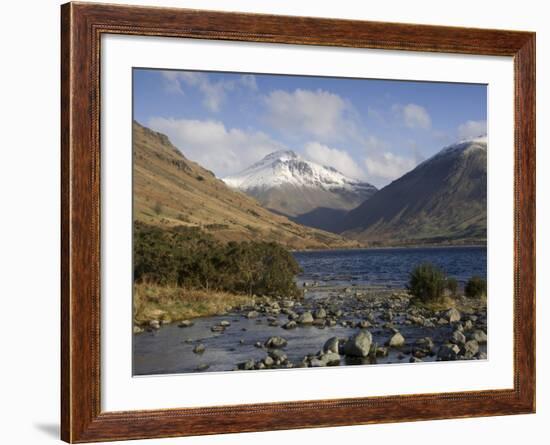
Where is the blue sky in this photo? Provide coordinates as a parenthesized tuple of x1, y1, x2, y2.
(134, 68, 486, 187)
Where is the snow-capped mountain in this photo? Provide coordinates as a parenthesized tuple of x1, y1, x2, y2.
(223, 150, 377, 223)
(224, 150, 374, 192)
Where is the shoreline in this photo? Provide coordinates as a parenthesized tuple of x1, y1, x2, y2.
(135, 282, 485, 326)
(290, 243, 487, 253)
(134, 282, 488, 374)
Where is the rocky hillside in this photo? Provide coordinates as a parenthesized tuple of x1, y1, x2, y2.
(339, 137, 487, 246)
(133, 122, 360, 250)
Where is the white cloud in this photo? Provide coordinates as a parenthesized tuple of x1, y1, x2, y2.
(162, 71, 185, 95)
(148, 117, 284, 177)
(364, 135, 389, 152)
(161, 71, 257, 112)
(364, 152, 416, 186)
(432, 129, 452, 145)
(263, 88, 355, 140)
(393, 103, 432, 129)
(239, 74, 258, 91)
(361, 135, 415, 186)
(458, 120, 487, 140)
(367, 106, 383, 121)
(304, 142, 364, 179)
(407, 140, 427, 164)
(361, 135, 422, 186)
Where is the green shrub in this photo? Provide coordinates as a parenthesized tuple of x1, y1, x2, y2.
(133, 222, 302, 298)
(465, 276, 487, 298)
(446, 277, 458, 296)
(407, 263, 447, 302)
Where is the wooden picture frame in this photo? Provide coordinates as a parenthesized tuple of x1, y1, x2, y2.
(61, 2, 535, 442)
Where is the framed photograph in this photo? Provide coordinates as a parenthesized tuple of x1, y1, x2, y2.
(61, 2, 535, 442)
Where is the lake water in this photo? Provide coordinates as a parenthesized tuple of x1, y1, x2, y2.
(293, 246, 486, 288)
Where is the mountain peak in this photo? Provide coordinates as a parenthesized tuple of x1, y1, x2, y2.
(223, 150, 375, 192)
(418, 135, 487, 169)
(439, 135, 487, 155)
(223, 150, 377, 218)
(464, 134, 487, 144)
(261, 150, 299, 162)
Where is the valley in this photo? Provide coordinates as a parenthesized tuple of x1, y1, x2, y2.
(223, 137, 488, 247)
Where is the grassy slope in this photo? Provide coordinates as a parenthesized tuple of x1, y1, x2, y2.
(133, 121, 360, 250)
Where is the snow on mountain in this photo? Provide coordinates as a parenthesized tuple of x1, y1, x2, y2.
(222, 150, 377, 227)
(432, 135, 487, 160)
(223, 150, 376, 194)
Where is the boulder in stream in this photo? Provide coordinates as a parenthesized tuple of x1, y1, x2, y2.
(343, 331, 373, 358)
(193, 344, 205, 354)
(265, 336, 288, 349)
(388, 332, 405, 348)
(298, 311, 314, 324)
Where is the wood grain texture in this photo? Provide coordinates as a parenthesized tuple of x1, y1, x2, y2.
(60, 2, 536, 442)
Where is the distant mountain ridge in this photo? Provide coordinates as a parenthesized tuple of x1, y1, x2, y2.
(134, 120, 487, 248)
(133, 121, 360, 250)
(223, 150, 377, 222)
(339, 136, 487, 246)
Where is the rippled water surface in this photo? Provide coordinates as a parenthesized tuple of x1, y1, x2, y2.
(293, 246, 486, 288)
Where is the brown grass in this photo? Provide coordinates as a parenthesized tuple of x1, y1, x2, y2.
(412, 294, 486, 314)
(133, 283, 254, 325)
(412, 296, 458, 312)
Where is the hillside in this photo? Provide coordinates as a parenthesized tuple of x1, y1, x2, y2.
(339, 137, 487, 246)
(133, 122, 360, 250)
